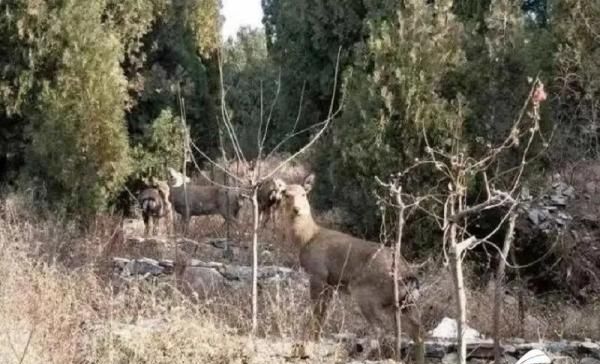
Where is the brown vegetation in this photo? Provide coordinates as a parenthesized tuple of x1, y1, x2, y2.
(0, 185, 598, 363)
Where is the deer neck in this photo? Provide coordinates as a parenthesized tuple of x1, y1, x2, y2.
(288, 214, 319, 247)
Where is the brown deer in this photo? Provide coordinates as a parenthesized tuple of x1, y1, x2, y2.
(167, 168, 243, 233)
(279, 174, 424, 359)
(138, 178, 173, 236)
(257, 177, 286, 227)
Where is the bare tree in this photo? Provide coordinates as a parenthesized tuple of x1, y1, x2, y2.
(178, 46, 345, 335)
(376, 174, 426, 364)
(378, 78, 550, 364)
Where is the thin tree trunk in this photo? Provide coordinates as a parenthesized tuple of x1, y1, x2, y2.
(393, 191, 405, 362)
(494, 211, 517, 364)
(251, 186, 260, 335)
(179, 93, 190, 236)
(449, 220, 468, 364)
(509, 248, 526, 338)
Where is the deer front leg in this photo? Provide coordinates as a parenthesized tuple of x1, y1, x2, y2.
(308, 278, 333, 341)
(152, 215, 159, 235)
(260, 207, 272, 228)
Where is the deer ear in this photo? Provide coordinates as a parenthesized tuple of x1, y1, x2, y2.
(303, 173, 315, 193)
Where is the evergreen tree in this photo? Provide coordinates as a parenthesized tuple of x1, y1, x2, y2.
(314, 0, 466, 239)
(26, 0, 131, 215)
(551, 0, 600, 161)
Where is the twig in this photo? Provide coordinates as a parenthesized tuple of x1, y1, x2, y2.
(18, 325, 35, 364)
(263, 47, 345, 182)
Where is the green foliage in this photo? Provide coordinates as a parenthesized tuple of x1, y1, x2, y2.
(451, 0, 554, 158)
(221, 27, 282, 159)
(131, 109, 185, 181)
(262, 0, 368, 150)
(314, 0, 467, 239)
(126, 0, 221, 156)
(190, 0, 223, 58)
(26, 0, 131, 215)
(551, 0, 600, 160)
(0, 0, 225, 215)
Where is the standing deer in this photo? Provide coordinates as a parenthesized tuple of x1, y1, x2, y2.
(257, 177, 286, 227)
(279, 173, 424, 360)
(138, 178, 173, 236)
(167, 168, 243, 233)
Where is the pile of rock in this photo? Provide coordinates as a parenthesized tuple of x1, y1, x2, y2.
(521, 176, 576, 233)
(112, 256, 308, 288)
(112, 257, 174, 278)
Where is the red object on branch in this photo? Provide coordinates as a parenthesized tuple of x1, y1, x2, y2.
(533, 82, 547, 105)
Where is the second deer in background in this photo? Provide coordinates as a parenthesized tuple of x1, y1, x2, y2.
(167, 168, 243, 234)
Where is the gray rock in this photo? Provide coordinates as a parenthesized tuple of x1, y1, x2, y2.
(528, 210, 541, 225)
(563, 186, 575, 198)
(179, 266, 226, 296)
(580, 358, 600, 364)
(208, 238, 232, 249)
(550, 195, 567, 206)
(578, 341, 600, 359)
(258, 265, 295, 280)
(552, 356, 576, 364)
(189, 258, 207, 266)
(159, 259, 174, 268)
(222, 245, 234, 260)
(468, 359, 488, 364)
(121, 260, 136, 277)
(442, 352, 459, 364)
(132, 258, 164, 275)
(113, 257, 130, 269)
(221, 265, 253, 281)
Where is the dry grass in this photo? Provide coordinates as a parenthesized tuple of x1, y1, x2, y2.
(0, 190, 598, 364)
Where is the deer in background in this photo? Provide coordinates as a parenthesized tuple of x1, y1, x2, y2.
(138, 178, 173, 236)
(257, 177, 286, 227)
(278, 173, 424, 360)
(167, 168, 243, 234)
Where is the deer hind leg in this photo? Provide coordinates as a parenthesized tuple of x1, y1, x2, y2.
(354, 287, 391, 358)
(307, 279, 333, 341)
(165, 208, 174, 236)
(181, 214, 190, 236)
(143, 213, 150, 237)
(402, 305, 425, 364)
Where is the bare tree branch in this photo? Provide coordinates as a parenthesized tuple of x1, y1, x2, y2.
(264, 47, 345, 182)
